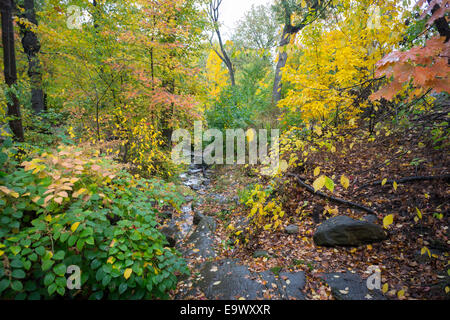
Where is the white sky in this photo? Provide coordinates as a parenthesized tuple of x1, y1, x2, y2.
(218, 0, 274, 39)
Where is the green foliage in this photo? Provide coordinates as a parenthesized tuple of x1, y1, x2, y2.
(0, 142, 188, 299)
(205, 86, 255, 131)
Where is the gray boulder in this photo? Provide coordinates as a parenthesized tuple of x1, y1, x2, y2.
(323, 272, 386, 300)
(285, 224, 299, 234)
(313, 216, 388, 247)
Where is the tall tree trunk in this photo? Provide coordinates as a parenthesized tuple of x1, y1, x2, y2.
(208, 0, 235, 86)
(272, 27, 291, 107)
(1, 0, 24, 141)
(18, 0, 45, 113)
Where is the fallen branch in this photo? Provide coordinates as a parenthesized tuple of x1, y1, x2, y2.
(358, 174, 450, 190)
(287, 173, 376, 215)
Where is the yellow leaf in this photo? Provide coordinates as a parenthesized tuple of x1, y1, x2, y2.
(383, 214, 393, 228)
(124, 268, 132, 280)
(340, 175, 350, 189)
(381, 178, 387, 186)
(264, 224, 272, 230)
(314, 167, 321, 177)
(107, 256, 115, 264)
(312, 175, 326, 192)
(382, 283, 388, 294)
(415, 208, 422, 219)
(393, 181, 398, 191)
(314, 126, 322, 136)
(71, 222, 80, 232)
(0, 250, 4, 257)
(73, 188, 87, 198)
(397, 289, 405, 298)
(445, 286, 449, 294)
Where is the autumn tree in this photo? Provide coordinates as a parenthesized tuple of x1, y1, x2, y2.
(271, 0, 333, 107)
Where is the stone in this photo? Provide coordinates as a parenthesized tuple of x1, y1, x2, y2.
(285, 224, 299, 234)
(182, 259, 306, 300)
(193, 211, 205, 225)
(184, 215, 217, 259)
(194, 260, 267, 300)
(278, 271, 306, 300)
(313, 215, 388, 247)
(160, 224, 178, 247)
(323, 272, 386, 300)
(253, 250, 270, 259)
(184, 195, 194, 202)
(362, 214, 378, 224)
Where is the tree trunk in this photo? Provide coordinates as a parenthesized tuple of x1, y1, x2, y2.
(1, 0, 24, 141)
(18, 0, 45, 113)
(272, 27, 291, 107)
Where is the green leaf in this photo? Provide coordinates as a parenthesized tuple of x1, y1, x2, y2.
(48, 283, 57, 295)
(11, 280, 23, 292)
(42, 259, 55, 271)
(53, 263, 66, 277)
(53, 250, 65, 260)
(68, 235, 77, 247)
(0, 279, 10, 293)
(325, 177, 335, 192)
(12, 269, 26, 279)
(44, 273, 55, 286)
(10, 246, 21, 256)
(118, 282, 128, 295)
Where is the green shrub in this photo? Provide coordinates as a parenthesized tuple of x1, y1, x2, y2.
(0, 141, 188, 299)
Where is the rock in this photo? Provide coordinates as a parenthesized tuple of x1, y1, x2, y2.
(278, 271, 306, 300)
(183, 259, 306, 300)
(323, 272, 386, 300)
(253, 250, 270, 259)
(184, 215, 217, 259)
(188, 168, 203, 174)
(362, 214, 378, 224)
(210, 193, 228, 204)
(193, 211, 205, 225)
(313, 216, 388, 247)
(194, 260, 267, 300)
(160, 224, 178, 247)
(285, 224, 299, 234)
(184, 195, 194, 202)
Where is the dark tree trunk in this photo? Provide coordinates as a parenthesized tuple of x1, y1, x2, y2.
(1, 0, 24, 141)
(208, 0, 235, 87)
(18, 0, 45, 113)
(272, 26, 291, 107)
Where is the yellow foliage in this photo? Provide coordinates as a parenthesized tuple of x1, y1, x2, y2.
(279, 0, 407, 123)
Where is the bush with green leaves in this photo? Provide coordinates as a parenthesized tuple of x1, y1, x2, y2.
(0, 140, 188, 299)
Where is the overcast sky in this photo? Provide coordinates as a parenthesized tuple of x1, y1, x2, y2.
(218, 0, 274, 39)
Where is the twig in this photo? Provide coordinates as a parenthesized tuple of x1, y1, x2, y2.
(287, 173, 377, 215)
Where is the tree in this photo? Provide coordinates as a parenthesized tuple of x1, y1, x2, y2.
(371, 0, 450, 101)
(232, 4, 278, 52)
(208, 0, 235, 86)
(271, 0, 332, 107)
(0, 0, 24, 141)
(17, 0, 45, 113)
(279, 0, 407, 124)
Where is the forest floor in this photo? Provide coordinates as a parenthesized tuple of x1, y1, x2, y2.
(171, 128, 449, 300)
